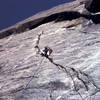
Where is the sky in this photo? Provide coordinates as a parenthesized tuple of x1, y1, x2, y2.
(0, 0, 74, 30)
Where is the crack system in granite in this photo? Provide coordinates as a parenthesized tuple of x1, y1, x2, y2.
(32, 32, 99, 100)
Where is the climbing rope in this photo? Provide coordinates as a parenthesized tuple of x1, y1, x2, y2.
(34, 33, 93, 100)
(18, 57, 45, 100)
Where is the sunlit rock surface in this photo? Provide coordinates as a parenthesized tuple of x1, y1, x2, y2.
(0, 0, 100, 100)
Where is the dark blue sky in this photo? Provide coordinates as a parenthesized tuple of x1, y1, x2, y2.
(0, 0, 73, 30)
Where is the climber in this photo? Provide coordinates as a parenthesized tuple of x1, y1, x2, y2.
(40, 46, 52, 58)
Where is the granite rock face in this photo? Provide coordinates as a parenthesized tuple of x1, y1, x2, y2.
(0, 0, 100, 100)
(85, 0, 100, 13)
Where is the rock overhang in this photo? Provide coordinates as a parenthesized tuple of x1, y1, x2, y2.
(0, 0, 100, 100)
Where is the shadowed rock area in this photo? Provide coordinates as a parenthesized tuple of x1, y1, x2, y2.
(85, 0, 100, 13)
(0, 0, 100, 100)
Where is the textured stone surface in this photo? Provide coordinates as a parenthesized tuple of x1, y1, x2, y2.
(85, 0, 100, 13)
(0, 0, 100, 100)
(0, 0, 84, 39)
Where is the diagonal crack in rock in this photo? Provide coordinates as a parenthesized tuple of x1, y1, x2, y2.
(35, 32, 100, 100)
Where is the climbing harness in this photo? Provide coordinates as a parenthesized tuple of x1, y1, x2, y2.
(18, 57, 45, 99)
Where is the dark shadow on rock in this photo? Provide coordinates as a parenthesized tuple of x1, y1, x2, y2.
(0, 10, 100, 39)
(47, 80, 70, 90)
(29, 11, 81, 29)
(0, 28, 15, 39)
(28, 11, 100, 29)
(35, 80, 70, 91)
(81, 13, 100, 24)
(46, 11, 81, 22)
(85, 0, 100, 13)
(0, 11, 81, 39)
(91, 14, 100, 24)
